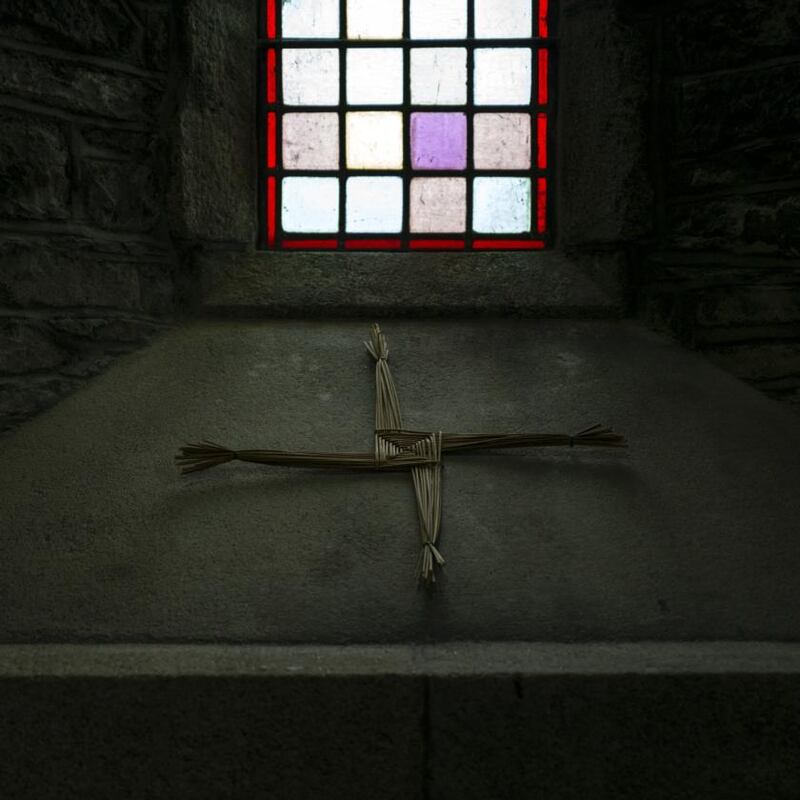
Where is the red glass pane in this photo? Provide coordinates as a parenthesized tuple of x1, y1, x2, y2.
(537, 112, 548, 169)
(345, 239, 402, 250)
(267, 177, 276, 245)
(266, 0, 276, 39)
(538, 0, 549, 37)
(266, 49, 276, 103)
(536, 177, 547, 233)
(266, 111, 276, 168)
(473, 239, 545, 250)
(538, 49, 549, 105)
(283, 239, 339, 249)
(410, 239, 465, 250)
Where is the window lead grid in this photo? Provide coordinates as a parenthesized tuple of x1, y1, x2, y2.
(259, 0, 554, 249)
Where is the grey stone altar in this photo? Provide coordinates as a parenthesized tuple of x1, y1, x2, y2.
(2, 318, 800, 797)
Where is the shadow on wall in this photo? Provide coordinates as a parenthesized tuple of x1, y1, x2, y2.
(637, 0, 800, 413)
(0, 0, 180, 432)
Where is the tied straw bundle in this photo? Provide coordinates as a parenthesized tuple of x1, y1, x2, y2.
(175, 425, 627, 476)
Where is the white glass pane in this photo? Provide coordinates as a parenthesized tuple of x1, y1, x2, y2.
(473, 113, 531, 169)
(346, 177, 403, 232)
(473, 177, 531, 233)
(475, 0, 532, 38)
(282, 0, 339, 38)
(474, 48, 532, 105)
(282, 113, 339, 170)
(347, 0, 403, 39)
(347, 48, 403, 105)
(410, 48, 467, 105)
(282, 177, 340, 232)
(410, 178, 466, 233)
(282, 48, 339, 106)
(346, 111, 403, 169)
(410, 0, 466, 39)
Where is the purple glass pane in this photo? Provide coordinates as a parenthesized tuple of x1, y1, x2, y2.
(411, 112, 467, 170)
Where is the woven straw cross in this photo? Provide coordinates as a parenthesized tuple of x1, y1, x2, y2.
(176, 324, 626, 583)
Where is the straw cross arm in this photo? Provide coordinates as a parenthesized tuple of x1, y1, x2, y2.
(174, 441, 437, 475)
(174, 425, 626, 475)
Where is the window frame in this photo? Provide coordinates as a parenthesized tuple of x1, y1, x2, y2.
(257, 0, 557, 252)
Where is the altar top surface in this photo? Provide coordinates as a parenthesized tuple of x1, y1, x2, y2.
(2, 318, 799, 644)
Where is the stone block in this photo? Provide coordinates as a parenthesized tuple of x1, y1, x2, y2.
(704, 341, 800, 382)
(429, 675, 800, 799)
(49, 317, 164, 345)
(59, 353, 117, 380)
(0, 376, 81, 430)
(136, 2, 171, 73)
(0, 677, 424, 800)
(559, 0, 653, 244)
(0, 0, 167, 73)
(675, 62, 800, 156)
(171, 0, 256, 242)
(668, 192, 800, 255)
(669, 140, 800, 196)
(695, 285, 800, 329)
(0, 319, 67, 374)
(671, 0, 800, 74)
(82, 158, 159, 231)
(756, 375, 800, 411)
(0, 113, 69, 220)
(138, 263, 176, 314)
(0, 47, 162, 123)
(81, 127, 151, 157)
(0, 241, 142, 310)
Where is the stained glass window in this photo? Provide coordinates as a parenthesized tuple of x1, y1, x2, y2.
(260, 0, 554, 251)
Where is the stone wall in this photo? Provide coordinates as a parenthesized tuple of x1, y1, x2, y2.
(5, 0, 797, 429)
(641, 0, 800, 411)
(0, 1, 178, 432)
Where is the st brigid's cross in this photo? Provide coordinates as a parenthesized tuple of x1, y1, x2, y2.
(176, 324, 627, 583)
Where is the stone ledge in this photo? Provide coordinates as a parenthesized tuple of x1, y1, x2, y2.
(199, 250, 625, 317)
(2, 642, 800, 678)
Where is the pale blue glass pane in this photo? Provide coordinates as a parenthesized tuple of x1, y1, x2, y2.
(347, 48, 404, 105)
(474, 48, 532, 105)
(282, 48, 339, 106)
(346, 177, 403, 232)
(410, 48, 467, 105)
(475, 0, 532, 38)
(347, 0, 403, 39)
(473, 177, 531, 233)
(282, 177, 340, 232)
(410, 0, 467, 39)
(282, 0, 339, 38)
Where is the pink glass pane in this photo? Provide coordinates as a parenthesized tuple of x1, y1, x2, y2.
(410, 113, 467, 170)
(409, 178, 466, 233)
(473, 113, 531, 170)
(283, 112, 339, 170)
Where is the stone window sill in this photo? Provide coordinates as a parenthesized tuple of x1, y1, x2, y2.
(198, 249, 625, 317)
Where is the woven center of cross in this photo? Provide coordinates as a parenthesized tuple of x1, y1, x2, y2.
(176, 324, 627, 583)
